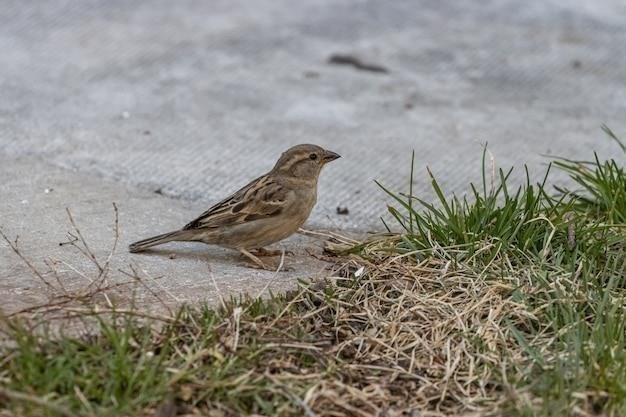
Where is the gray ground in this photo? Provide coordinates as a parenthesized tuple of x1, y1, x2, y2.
(2, 0, 625, 313)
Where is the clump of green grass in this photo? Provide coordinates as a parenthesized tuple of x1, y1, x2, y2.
(376, 134, 624, 271)
(553, 125, 626, 224)
(2, 314, 170, 416)
(377, 150, 573, 265)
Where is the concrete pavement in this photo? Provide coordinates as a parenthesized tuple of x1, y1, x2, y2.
(2, 0, 625, 313)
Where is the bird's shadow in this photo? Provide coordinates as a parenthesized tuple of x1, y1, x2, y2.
(129, 244, 240, 264)
(127, 242, 315, 272)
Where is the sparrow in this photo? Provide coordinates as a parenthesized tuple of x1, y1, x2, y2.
(128, 144, 341, 270)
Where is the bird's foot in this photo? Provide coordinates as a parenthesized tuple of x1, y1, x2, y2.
(239, 249, 290, 271)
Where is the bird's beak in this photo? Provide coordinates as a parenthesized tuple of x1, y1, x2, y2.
(322, 150, 341, 163)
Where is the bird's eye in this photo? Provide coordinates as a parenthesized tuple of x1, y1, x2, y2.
(309, 153, 318, 160)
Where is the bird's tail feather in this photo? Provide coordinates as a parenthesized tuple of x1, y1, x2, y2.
(128, 230, 195, 253)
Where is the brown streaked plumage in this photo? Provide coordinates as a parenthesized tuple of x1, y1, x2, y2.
(128, 144, 340, 270)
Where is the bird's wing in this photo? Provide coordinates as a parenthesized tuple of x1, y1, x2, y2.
(182, 175, 292, 230)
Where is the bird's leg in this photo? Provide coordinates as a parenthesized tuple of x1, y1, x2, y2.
(239, 248, 277, 271)
(252, 247, 293, 257)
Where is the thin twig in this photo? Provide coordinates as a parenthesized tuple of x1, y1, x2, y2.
(298, 228, 360, 245)
(0, 229, 53, 289)
(208, 265, 227, 311)
(65, 207, 102, 272)
(120, 265, 175, 315)
(248, 249, 286, 308)
(100, 202, 119, 279)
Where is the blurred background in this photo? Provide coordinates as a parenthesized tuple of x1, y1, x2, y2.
(2, 0, 625, 231)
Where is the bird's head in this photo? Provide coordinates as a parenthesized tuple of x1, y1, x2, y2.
(271, 144, 341, 181)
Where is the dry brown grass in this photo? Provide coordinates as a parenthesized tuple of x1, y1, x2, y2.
(149, 241, 543, 417)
